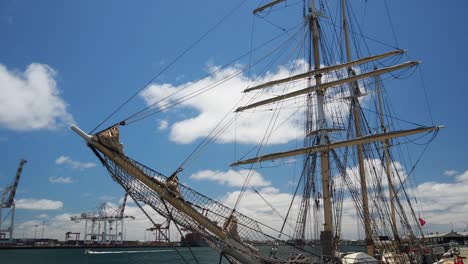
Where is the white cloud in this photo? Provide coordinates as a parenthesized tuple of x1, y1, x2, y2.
(332, 164, 468, 236)
(158, 120, 169, 130)
(218, 166, 468, 240)
(408, 170, 468, 230)
(141, 62, 308, 145)
(16, 199, 63, 210)
(140, 61, 356, 145)
(339, 168, 468, 235)
(99, 195, 116, 202)
(55, 156, 69, 164)
(443, 170, 458, 176)
(16, 204, 182, 241)
(111, 203, 179, 241)
(456, 170, 468, 182)
(220, 186, 300, 237)
(0, 63, 74, 131)
(11, 169, 468, 242)
(55, 155, 96, 170)
(218, 186, 366, 240)
(48, 176, 74, 184)
(38, 214, 49, 219)
(16, 215, 82, 240)
(190, 169, 271, 187)
(336, 158, 407, 189)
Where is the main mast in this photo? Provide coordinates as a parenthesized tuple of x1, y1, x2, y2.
(232, 0, 440, 260)
(236, 0, 430, 258)
(341, 0, 374, 256)
(308, 0, 334, 257)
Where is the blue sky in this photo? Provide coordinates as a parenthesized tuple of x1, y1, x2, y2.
(0, 0, 467, 241)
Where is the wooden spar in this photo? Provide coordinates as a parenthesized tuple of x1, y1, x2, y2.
(235, 61, 419, 112)
(70, 125, 262, 263)
(91, 138, 227, 239)
(243, 49, 404, 93)
(253, 0, 286, 14)
(70, 125, 262, 256)
(375, 69, 399, 241)
(230, 126, 442, 166)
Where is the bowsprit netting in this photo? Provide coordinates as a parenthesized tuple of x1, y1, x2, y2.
(88, 125, 320, 264)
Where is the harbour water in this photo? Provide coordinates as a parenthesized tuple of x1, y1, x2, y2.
(0, 247, 229, 264)
(0, 245, 368, 264)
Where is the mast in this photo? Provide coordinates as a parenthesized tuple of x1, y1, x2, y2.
(308, 0, 334, 257)
(341, 0, 374, 256)
(375, 69, 399, 241)
(341, 0, 351, 63)
(235, 1, 439, 256)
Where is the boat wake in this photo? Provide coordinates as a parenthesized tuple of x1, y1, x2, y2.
(85, 249, 174, 254)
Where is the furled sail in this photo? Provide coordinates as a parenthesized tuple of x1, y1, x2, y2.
(231, 126, 442, 166)
(236, 61, 419, 112)
(243, 49, 405, 93)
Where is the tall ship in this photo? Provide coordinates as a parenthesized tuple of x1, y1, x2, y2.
(71, 1, 442, 263)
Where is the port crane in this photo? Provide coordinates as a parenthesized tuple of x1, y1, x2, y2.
(70, 193, 135, 244)
(0, 159, 27, 241)
(147, 218, 170, 245)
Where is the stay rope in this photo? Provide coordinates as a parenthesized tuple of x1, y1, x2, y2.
(90, 0, 248, 134)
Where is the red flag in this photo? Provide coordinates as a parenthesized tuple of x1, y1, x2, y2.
(419, 217, 426, 227)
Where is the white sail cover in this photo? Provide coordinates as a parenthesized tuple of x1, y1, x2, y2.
(342, 252, 379, 264)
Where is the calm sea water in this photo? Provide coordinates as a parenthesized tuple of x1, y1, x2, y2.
(0, 245, 366, 264)
(0, 247, 228, 264)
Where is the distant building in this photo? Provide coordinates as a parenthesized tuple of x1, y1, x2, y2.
(460, 232, 468, 245)
(424, 231, 465, 244)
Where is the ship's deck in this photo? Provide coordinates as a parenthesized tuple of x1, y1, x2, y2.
(460, 247, 468, 259)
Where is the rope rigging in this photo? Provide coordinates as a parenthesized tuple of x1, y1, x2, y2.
(131, 196, 200, 264)
(179, 22, 307, 171)
(121, 22, 305, 127)
(87, 0, 440, 255)
(90, 0, 249, 134)
(230, 10, 314, 216)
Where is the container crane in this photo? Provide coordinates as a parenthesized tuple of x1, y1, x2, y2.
(147, 218, 170, 245)
(70, 194, 134, 244)
(0, 159, 27, 241)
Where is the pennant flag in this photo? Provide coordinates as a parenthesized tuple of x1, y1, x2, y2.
(454, 256, 464, 264)
(418, 217, 426, 227)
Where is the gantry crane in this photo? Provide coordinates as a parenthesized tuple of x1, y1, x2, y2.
(0, 159, 27, 241)
(147, 218, 170, 245)
(70, 193, 134, 244)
